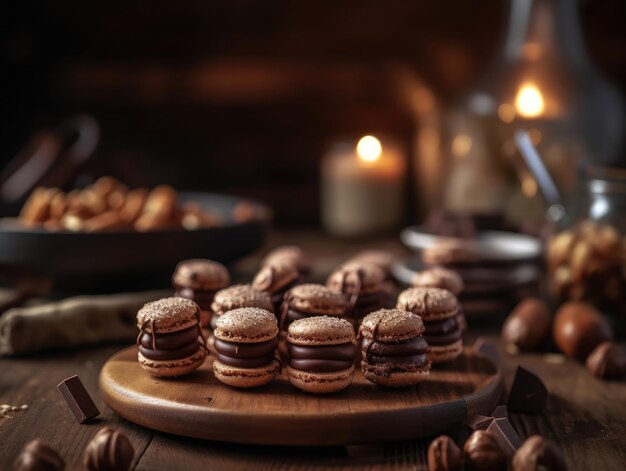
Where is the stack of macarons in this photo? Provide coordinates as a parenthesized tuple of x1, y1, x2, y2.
(280, 283, 349, 330)
(172, 259, 230, 327)
(396, 287, 463, 363)
(359, 309, 431, 387)
(136, 297, 208, 377)
(327, 261, 391, 324)
(287, 316, 357, 393)
(212, 308, 281, 388)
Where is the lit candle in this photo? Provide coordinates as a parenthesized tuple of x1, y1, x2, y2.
(321, 135, 406, 236)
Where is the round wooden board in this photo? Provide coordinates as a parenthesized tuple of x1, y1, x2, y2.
(100, 346, 502, 446)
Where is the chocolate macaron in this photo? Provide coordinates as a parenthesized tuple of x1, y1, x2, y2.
(262, 245, 312, 275)
(213, 307, 280, 388)
(173, 259, 230, 327)
(396, 287, 463, 363)
(327, 262, 390, 323)
(287, 316, 357, 393)
(411, 266, 464, 296)
(209, 284, 274, 330)
(280, 283, 349, 330)
(359, 309, 431, 387)
(253, 262, 301, 314)
(348, 249, 397, 281)
(136, 297, 208, 377)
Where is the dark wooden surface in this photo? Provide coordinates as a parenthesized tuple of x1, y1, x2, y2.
(1, 230, 626, 470)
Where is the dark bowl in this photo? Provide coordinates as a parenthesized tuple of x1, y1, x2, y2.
(0, 192, 270, 292)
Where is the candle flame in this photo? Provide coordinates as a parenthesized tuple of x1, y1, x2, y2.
(356, 136, 382, 162)
(515, 83, 545, 118)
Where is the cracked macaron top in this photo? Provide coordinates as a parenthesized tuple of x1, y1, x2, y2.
(396, 287, 459, 321)
(326, 262, 386, 294)
(136, 297, 200, 334)
(252, 262, 300, 293)
(172, 259, 230, 291)
(359, 309, 425, 343)
(286, 284, 348, 316)
(288, 316, 356, 346)
(214, 307, 278, 343)
(211, 284, 274, 315)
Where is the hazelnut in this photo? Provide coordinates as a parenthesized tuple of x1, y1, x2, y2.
(586, 341, 626, 380)
(512, 435, 567, 471)
(84, 427, 134, 471)
(502, 298, 551, 351)
(13, 439, 65, 471)
(553, 302, 613, 361)
(463, 430, 507, 471)
(427, 435, 462, 471)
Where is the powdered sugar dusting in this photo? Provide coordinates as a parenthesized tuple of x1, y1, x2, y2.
(137, 297, 198, 327)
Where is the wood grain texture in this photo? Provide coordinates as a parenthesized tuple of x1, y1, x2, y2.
(100, 346, 501, 446)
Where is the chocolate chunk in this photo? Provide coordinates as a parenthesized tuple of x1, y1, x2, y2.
(13, 439, 65, 471)
(486, 417, 523, 458)
(84, 427, 135, 471)
(464, 414, 494, 431)
(492, 405, 508, 418)
(507, 366, 547, 414)
(57, 375, 100, 423)
(427, 435, 462, 471)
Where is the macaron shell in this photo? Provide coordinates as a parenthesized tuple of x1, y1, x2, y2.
(138, 347, 207, 377)
(428, 339, 463, 363)
(396, 287, 459, 321)
(327, 262, 386, 294)
(287, 316, 356, 346)
(253, 263, 299, 293)
(361, 362, 430, 387)
(172, 259, 230, 291)
(213, 359, 279, 388)
(411, 267, 464, 296)
(214, 308, 278, 343)
(287, 284, 348, 316)
(359, 309, 425, 343)
(288, 366, 355, 393)
(136, 297, 200, 334)
(211, 284, 274, 315)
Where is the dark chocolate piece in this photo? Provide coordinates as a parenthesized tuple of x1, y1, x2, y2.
(464, 414, 494, 431)
(84, 427, 135, 471)
(139, 325, 199, 350)
(487, 417, 523, 458)
(492, 405, 508, 419)
(57, 375, 100, 424)
(289, 358, 354, 372)
(214, 337, 279, 358)
(507, 366, 547, 414)
(13, 439, 65, 471)
(289, 343, 357, 361)
(138, 341, 200, 361)
(216, 353, 276, 368)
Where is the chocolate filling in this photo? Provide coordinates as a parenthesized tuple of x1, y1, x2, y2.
(139, 325, 200, 350)
(368, 353, 428, 365)
(214, 337, 278, 358)
(216, 353, 276, 368)
(289, 343, 357, 361)
(424, 317, 458, 335)
(361, 337, 429, 357)
(175, 288, 217, 311)
(424, 329, 463, 346)
(139, 341, 201, 361)
(289, 358, 354, 372)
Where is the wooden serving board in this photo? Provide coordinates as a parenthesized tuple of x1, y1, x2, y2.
(100, 346, 502, 446)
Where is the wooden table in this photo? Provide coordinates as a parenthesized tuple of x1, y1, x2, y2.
(1, 230, 625, 470)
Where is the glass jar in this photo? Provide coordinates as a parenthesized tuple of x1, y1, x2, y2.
(574, 167, 626, 232)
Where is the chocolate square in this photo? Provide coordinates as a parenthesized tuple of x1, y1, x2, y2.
(57, 375, 100, 423)
(507, 366, 547, 414)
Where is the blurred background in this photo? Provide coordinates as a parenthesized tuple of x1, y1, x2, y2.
(3, 0, 625, 227)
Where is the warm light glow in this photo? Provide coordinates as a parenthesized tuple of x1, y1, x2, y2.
(356, 135, 382, 162)
(515, 83, 545, 118)
(451, 134, 472, 158)
(497, 103, 516, 123)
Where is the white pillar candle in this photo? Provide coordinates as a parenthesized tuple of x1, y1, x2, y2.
(321, 136, 406, 236)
